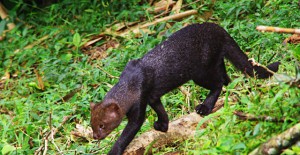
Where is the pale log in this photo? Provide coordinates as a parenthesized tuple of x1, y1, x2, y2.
(249, 123, 300, 155)
(256, 26, 300, 34)
(123, 99, 224, 155)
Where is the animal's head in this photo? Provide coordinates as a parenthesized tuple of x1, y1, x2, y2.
(90, 100, 123, 140)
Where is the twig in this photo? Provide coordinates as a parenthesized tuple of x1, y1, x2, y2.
(212, 98, 225, 113)
(14, 35, 50, 53)
(49, 113, 52, 137)
(140, 10, 198, 29)
(95, 65, 119, 79)
(82, 34, 105, 48)
(179, 86, 191, 111)
(35, 115, 73, 155)
(51, 139, 63, 155)
(55, 87, 82, 104)
(48, 112, 63, 154)
(248, 58, 276, 75)
(42, 139, 48, 155)
(179, 86, 190, 97)
(234, 111, 287, 122)
(256, 26, 300, 34)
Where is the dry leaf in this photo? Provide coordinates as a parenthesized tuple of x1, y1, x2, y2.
(171, 0, 183, 14)
(71, 124, 93, 140)
(34, 69, 45, 91)
(283, 34, 300, 45)
(84, 40, 119, 61)
(148, 0, 175, 13)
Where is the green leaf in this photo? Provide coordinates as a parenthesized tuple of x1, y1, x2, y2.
(84, 9, 94, 13)
(60, 53, 73, 63)
(292, 145, 300, 154)
(0, 20, 6, 35)
(227, 77, 243, 89)
(253, 123, 261, 136)
(232, 142, 246, 150)
(54, 43, 63, 52)
(2, 144, 16, 155)
(73, 32, 81, 48)
(282, 149, 297, 155)
(296, 63, 300, 80)
(22, 28, 28, 37)
(274, 73, 293, 83)
(28, 82, 39, 89)
(293, 45, 300, 61)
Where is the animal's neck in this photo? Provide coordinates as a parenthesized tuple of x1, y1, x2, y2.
(105, 82, 142, 114)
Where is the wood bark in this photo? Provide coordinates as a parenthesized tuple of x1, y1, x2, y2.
(123, 99, 225, 155)
(249, 123, 300, 155)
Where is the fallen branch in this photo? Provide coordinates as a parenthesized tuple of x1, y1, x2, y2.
(123, 98, 225, 155)
(118, 9, 198, 37)
(256, 26, 300, 34)
(14, 35, 50, 53)
(234, 111, 288, 123)
(249, 123, 300, 155)
(82, 35, 104, 48)
(94, 65, 119, 79)
(140, 10, 197, 29)
(55, 86, 82, 104)
(248, 58, 276, 75)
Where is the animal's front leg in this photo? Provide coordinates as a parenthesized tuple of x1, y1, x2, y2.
(108, 104, 146, 155)
(149, 98, 169, 132)
(195, 87, 222, 116)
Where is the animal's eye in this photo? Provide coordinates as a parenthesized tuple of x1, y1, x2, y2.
(100, 124, 105, 129)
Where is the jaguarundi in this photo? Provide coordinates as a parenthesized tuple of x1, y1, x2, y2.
(90, 22, 280, 155)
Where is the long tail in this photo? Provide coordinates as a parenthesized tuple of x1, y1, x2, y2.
(223, 35, 280, 79)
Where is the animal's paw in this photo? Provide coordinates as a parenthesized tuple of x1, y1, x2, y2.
(195, 104, 212, 116)
(154, 121, 168, 132)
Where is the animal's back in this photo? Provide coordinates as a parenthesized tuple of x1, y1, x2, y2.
(140, 23, 227, 96)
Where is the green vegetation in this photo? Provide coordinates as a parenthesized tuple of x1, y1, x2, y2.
(0, 0, 299, 154)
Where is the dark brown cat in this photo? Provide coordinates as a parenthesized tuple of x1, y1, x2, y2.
(90, 22, 280, 155)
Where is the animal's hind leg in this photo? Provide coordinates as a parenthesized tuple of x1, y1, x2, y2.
(193, 61, 227, 116)
(195, 87, 222, 115)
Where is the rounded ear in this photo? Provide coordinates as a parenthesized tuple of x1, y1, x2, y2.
(104, 102, 120, 112)
(103, 102, 122, 117)
(90, 102, 96, 109)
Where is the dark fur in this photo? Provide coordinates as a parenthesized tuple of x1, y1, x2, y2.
(90, 22, 280, 155)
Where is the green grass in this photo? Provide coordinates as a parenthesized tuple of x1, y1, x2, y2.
(0, 0, 300, 154)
